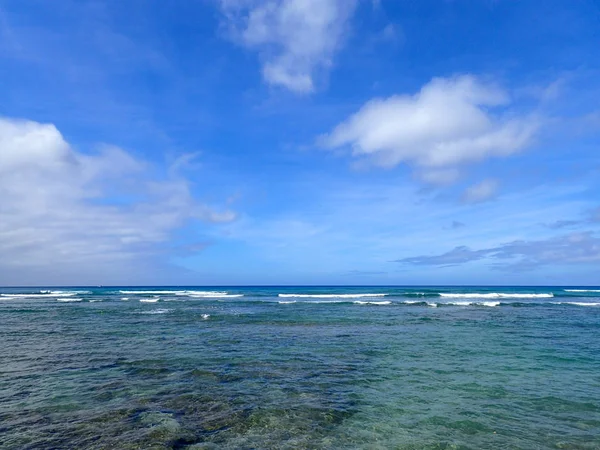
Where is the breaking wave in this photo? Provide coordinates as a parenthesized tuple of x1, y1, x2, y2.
(119, 290, 243, 298)
(439, 293, 553, 299)
(278, 293, 387, 299)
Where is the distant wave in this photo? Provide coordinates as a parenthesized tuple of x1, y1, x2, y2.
(120, 290, 174, 294)
(1, 292, 79, 298)
(564, 289, 600, 293)
(278, 300, 296, 304)
(439, 293, 553, 299)
(353, 301, 392, 305)
(57, 298, 83, 302)
(119, 290, 242, 298)
(187, 293, 244, 298)
(278, 293, 387, 299)
(554, 302, 600, 307)
(140, 297, 160, 303)
(443, 301, 500, 307)
(400, 300, 439, 307)
(401, 292, 441, 298)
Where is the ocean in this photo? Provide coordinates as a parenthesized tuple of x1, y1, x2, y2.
(1, 286, 599, 449)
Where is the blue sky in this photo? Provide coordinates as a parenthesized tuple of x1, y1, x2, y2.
(0, 0, 599, 285)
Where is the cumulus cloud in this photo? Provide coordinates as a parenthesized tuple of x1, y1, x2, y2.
(461, 179, 499, 204)
(396, 232, 600, 271)
(219, 0, 357, 93)
(323, 75, 539, 176)
(0, 117, 235, 283)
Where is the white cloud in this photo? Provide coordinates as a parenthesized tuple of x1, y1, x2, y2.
(0, 117, 235, 283)
(219, 0, 357, 93)
(323, 75, 539, 173)
(461, 179, 499, 204)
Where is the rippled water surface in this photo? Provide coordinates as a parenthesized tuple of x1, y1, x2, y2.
(1, 286, 600, 449)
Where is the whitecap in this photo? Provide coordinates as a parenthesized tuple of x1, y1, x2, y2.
(140, 297, 159, 303)
(278, 293, 387, 299)
(142, 308, 171, 314)
(480, 301, 500, 307)
(119, 290, 243, 298)
(201, 314, 210, 319)
(57, 298, 83, 302)
(49, 290, 91, 295)
(186, 293, 244, 298)
(278, 300, 296, 304)
(121, 297, 129, 301)
(120, 290, 177, 294)
(444, 301, 500, 307)
(439, 293, 552, 299)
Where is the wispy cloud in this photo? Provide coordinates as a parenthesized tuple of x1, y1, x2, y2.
(396, 231, 600, 271)
(461, 179, 499, 204)
(218, 0, 357, 93)
(543, 206, 600, 229)
(0, 117, 235, 283)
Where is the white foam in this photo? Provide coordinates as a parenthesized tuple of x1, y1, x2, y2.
(140, 297, 159, 303)
(1, 292, 79, 298)
(439, 293, 553, 299)
(119, 290, 244, 297)
(554, 302, 600, 307)
(121, 297, 129, 301)
(312, 300, 360, 303)
(118, 290, 242, 298)
(278, 293, 387, 299)
(445, 301, 500, 307)
(480, 301, 501, 307)
(353, 301, 392, 305)
(121, 290, 178, 294)
(564, 289, 600, 293)
(201, 314, 210, 319)
(89, 299, 102, 303)
(142, 308, 171, 314)
(186, 293, 244, 298)
(402, 300, 442, 308)
(49, 290, 91, 295)
(57, 298, 83, 302)
(278, 300, 296, 304)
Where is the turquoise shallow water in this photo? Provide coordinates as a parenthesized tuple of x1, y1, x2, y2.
(1, 286, 600, 449)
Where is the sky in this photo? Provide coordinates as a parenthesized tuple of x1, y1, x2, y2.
(0, 0, 599, 286)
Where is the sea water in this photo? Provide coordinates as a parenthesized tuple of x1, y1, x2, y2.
(1, 286, 599, 449)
